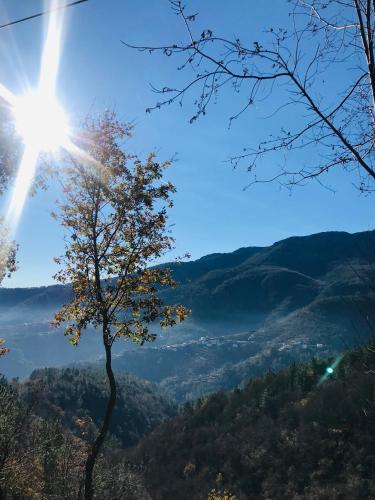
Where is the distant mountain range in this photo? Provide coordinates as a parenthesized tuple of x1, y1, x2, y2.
(1, 230, 375, 399)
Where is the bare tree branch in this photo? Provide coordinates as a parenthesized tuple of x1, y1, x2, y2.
(124, 0, 375, 191)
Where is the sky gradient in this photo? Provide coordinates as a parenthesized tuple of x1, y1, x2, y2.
(0, 0, 374, 288)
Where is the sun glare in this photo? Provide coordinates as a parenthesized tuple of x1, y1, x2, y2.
(1, 0, 69, 231)
(13, 91, 69, 152)
(2, 1, 93, 236)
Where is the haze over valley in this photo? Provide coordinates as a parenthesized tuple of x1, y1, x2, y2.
(2, 229, 374, 401)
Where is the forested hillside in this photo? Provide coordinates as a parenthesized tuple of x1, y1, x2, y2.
(0, 366, 176, 498)
(2, 341, 375, 499)
(23, 367, 176, 446)
(130, 343, 375, 500)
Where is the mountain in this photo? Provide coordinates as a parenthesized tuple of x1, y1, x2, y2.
(109, 230, 375, 400)
(1, 230, 375, 397)
(129, 343, 375, 500)
(160, 230, 375, 323)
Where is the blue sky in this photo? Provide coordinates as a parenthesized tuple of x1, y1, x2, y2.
(0, 0, 374, 288)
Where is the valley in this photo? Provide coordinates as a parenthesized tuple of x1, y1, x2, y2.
(1, 230, 374, 401)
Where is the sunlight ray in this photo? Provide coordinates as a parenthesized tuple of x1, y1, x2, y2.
(6, 144, 39, 230)
(64, 138, 103, 170)
(39, 0, 64, 96)
(0, 82, 17, 107)
(4, 0, 66, 234)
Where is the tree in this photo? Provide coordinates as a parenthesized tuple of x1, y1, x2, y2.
(0, 107, 20, 287)
(0, 376, 87, 499)
(124, 0, 375, 191)
(0, 108, 21, 197)
(0, 378, 40, 498)
(208, 489, 236, 500)
(53, 112, 189, 500)
(0, 109, 20, 357)
(0, 229, 14, 355)
(0, 221, 16, 285)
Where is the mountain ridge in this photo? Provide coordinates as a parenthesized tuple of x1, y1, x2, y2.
(1, 229, 374, 393)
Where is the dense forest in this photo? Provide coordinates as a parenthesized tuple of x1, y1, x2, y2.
(0, 368, 174, 499)
(24, 367, 176, 447)
(1, 342, 375, 499)
(129, 342, 375, 500)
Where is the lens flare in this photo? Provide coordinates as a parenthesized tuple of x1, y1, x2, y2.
(318, 355, 343, 385)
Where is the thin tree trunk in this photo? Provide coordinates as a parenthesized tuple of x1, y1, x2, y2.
(82, 329, 117, 500)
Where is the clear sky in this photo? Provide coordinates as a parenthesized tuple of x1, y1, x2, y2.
(0, 0, 374, 288)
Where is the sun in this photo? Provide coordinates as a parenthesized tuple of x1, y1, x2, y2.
(1, 0, 71, 230)
(2, 1, 92, 233)
(13, 90, 69, 152)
